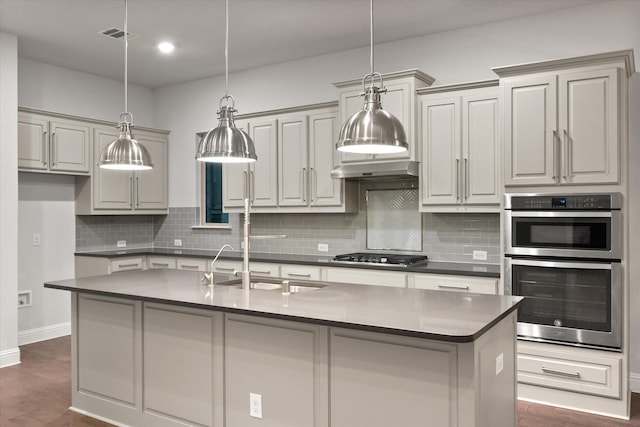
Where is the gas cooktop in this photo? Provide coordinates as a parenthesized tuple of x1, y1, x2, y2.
(332, 252, 428, 267)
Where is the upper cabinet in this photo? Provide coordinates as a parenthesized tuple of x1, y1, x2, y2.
(333, 69, 435, 164)
(222, 103, 357, 214)
(418, 81, 500, 212)
(494, 50, 634, 187)
(18, 110, 91, 175)
(75, 125, 169, 215)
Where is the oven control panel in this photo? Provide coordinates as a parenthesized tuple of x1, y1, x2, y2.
(505, 193, 621, 210)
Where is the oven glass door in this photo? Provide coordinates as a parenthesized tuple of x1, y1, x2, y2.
(505, 211, 620, 259)
(506, 258, 622, 349)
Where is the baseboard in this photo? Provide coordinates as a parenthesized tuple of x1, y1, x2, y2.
(630, 372, 640, 393)
(0, 347, 21, 368)
(18, 322, 71, 346)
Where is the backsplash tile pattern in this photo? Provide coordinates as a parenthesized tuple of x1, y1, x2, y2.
(76, 207, 500, 264)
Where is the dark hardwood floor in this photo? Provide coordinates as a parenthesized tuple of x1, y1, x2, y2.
(1, 336, 639, 426)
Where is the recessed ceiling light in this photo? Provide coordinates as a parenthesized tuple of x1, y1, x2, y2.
(157, 42, 175, 54)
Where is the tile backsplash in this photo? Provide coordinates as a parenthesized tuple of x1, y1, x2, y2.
(76, 207, 500, 264)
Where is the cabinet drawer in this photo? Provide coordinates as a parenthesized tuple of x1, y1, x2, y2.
(177, 258, 208, 272)
(325, 267, 406, 287)
(249, 262, 280, 278)
(517, 342, 622, 398)
(147, 256, 177, 269)
(411, 274, 498, 295)
(110, 257, 144, 273)
(280, 264, 322, 281)
(211, 260, 242, 275)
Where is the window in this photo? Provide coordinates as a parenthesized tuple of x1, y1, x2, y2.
(202, 162, 229, 225)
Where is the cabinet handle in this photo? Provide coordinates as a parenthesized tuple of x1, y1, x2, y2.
(250, 270, 272, 275)
(310, 167, 315, 202)
(117, 263, 139, 268)
(129, 177, 133, 208)
(563, 129, 571, 179)
(455, 158, 460, 200)
(215, 267, 236, 272)
(42, 131, 48, 166)
(136, 176, 140, 208)
(50, 132, 56, 166)
(180, 264, 200, 269)
(552, 130, 558, 181)
(287, 272, 311, 278)
(561, 129, 568, 180)
(438, 284, 470, 290)
(302, 167, 307, 203)
(152, 262, 170, 267)
(541, 367, 581, 378)
(464, 158, 469, 200)
(243, 170, 248, 199)
(251, 170, 255, 202)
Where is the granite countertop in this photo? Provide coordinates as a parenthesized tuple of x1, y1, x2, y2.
(75, 248, 500, 278)
(45, 269, 520, 342)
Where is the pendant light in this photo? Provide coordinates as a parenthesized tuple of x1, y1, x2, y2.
(336, 0, 408, 154)
(196, 0, 257, 163)
(98, 0, 153, 171)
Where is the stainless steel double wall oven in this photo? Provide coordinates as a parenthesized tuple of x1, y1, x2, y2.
(504, 193, 622, 351)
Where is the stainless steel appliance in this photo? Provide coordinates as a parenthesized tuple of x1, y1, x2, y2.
(333, 252, 427, 267)
(504, 193, 622, 350)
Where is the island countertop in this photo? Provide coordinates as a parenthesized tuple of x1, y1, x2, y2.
(45, 269, 521, 343)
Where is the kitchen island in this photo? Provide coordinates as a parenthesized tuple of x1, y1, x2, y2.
(45, 269, 522, 427)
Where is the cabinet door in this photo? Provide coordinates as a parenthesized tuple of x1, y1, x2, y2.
(49, 120, 91, 174)
(250, 118, 278, 207)
(278, 115, 308, 206)
(93, 127, 133, 210)
(309, 111, 342, 207)
(135, 133, 168, 210)
(420, 96, 460, 206)
(504, 75, 557, 186)
(462, 93, 500, 205)
(558, 68, 619, 184)
(18, 113, 48, 170)
(371, 81, 413, 161)
(223, 119, 249, 208)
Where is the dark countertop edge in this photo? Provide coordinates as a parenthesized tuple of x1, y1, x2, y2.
(75, 248, 500, 278)
(45, 282, 521, 343)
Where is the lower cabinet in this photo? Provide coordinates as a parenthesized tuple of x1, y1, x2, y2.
(324, 267, 407, 287)
(280, 264, 322, 281)
(72, 294, 518, 427)
(409, 273, 499, 295)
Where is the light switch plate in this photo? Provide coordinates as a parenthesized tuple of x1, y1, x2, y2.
(117, 240, 127, 248)
(174, 239, 182, 247)
(317, 243, 328, 252)
(473, 250, 488, 261)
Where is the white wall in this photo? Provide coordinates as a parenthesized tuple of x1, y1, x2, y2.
(0, 32, 20, 367)
(19, 57, 155, 128)
(153, 0, 640, 389)
(17, 173, 76, 344)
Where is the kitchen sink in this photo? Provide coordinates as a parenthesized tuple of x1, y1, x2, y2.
(215, 277, 326, 293)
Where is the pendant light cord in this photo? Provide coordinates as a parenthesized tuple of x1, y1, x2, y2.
(124, 0, 128, 116)
(369, 0, 374, 75)
(224, 0, 229, 98)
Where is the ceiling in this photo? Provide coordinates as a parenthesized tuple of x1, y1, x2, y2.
(0, 0, 606, 88)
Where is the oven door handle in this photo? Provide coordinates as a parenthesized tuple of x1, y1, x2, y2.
(506, 258, 613, 270)
(509, 211, 614, 218)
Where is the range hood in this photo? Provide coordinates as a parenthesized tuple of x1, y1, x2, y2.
(331, 160, 419, 179)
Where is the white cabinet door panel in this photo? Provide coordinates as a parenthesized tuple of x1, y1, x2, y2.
(18, 114, 48, 170)
(136, 133, 168, 210)
(50, 120, 91, 173)
(309, 111, 342, 206)
(250, 119, 278, 207)
(278, 116, 308, 206)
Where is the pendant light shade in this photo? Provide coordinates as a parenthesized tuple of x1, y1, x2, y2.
(196, 0, 257, 164)
(197, 98, 257, 163)
(99, 113, 153, 170)
(98, 0, 153, 171)
(336, 0, 408, 155)
(337, 83, 408, 154)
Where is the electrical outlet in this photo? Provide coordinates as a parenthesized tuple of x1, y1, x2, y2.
(32, 234, 41, 246)
(473, 250, 487, 261)
(18, 291, 32, 308)
(117, 240, 127, 248)
(249, 393, 262, 419)
(174, 239, 182, 247)
(496, 353, 504, 375)
(317, 243, 328, 252)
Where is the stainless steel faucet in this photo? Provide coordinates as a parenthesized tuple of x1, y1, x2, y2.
(202, 244, 235, 286)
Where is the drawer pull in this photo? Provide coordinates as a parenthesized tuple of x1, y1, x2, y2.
(152, 263, 169, 267)
(181, 265, 200, 269)
(438, 284, 469, 290)
(215, 267, 236, 272)
(287, 272, 311, 278)
(117, 263, 139, 268)
(251, 270, 272, 274)
(541, 367, 581, 378)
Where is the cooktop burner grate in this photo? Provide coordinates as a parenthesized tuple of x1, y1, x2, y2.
(332, 252, 427, 266)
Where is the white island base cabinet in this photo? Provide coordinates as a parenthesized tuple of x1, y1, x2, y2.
(69, 293, 518, 427)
